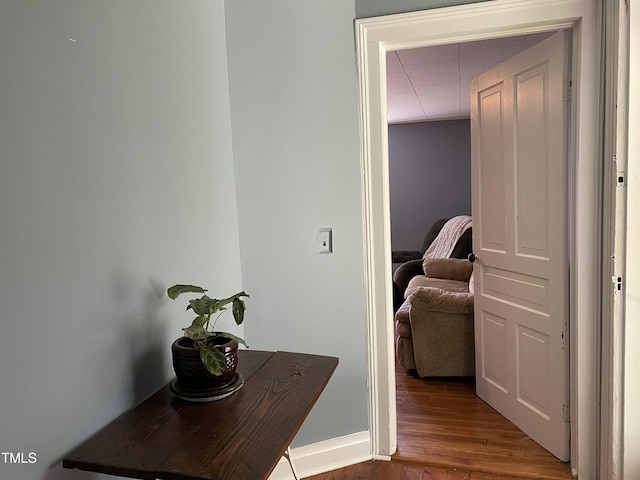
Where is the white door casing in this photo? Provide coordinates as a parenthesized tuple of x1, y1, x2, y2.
(355, 0, 600, 476)
(471, 31, 571, 461)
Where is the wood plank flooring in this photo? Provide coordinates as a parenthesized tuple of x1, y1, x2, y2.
(306, 365, 572, 480)
(305, 460, 544, 479)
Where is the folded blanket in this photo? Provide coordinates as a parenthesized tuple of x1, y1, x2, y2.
(423, 215, 472, 259)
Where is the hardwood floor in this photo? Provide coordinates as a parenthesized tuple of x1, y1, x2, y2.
(306, 365, 572, 480)
(305, 460, 545, 479)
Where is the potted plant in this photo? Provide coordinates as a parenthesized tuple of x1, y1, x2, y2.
(167, 284, 249, 393)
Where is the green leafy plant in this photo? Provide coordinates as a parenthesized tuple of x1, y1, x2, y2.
(167, 284, 249, 376)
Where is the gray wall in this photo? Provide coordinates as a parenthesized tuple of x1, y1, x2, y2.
(225, 0, 369, 446)
(389, 120, 472, 251)
(0, 2, 242, 479)
(355, 0, 489, 18)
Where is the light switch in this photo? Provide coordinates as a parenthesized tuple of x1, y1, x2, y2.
(319, 228, 332, 254)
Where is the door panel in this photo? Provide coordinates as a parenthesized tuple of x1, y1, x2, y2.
(480, 311, 509, 392)
(478, 85, 508, 253)
(515, 65, 553, 260)
(471, 31, 571, 461)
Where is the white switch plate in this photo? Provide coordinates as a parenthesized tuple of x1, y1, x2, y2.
(319, 228, 332, 254)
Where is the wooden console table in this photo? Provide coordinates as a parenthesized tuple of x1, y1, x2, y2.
(63, 350, 338, 480)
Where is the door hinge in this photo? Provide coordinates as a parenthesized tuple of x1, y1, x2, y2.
(612, 276, 623, 292)
(565, 81, 572, 102)
(563, 404, 571, 422)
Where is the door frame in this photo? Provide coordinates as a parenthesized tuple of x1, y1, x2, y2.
(355, 0, 602, 476)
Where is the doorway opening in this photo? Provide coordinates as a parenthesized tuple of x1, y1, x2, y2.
(356, 1, 601, 477)
(387, 30, 571, 476)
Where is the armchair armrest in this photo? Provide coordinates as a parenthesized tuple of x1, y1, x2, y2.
(408, 286, 474, 314)
(393, 259, 424, 294)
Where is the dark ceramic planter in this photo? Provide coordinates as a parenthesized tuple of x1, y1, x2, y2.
(171, 336, 238, 393)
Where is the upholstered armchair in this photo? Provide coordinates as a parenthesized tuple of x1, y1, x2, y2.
(395, 258, 475, 377)
(392, 217, 473, 310)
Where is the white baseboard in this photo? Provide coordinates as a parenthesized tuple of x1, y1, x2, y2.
(268, 431, 372, 480)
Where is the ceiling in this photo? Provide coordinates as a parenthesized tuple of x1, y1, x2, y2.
(386, 32, 554, 124)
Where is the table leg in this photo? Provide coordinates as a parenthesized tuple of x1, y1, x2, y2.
(283, 446, 299, 480)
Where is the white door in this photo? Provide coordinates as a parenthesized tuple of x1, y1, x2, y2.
(470, 31, 571, 461)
